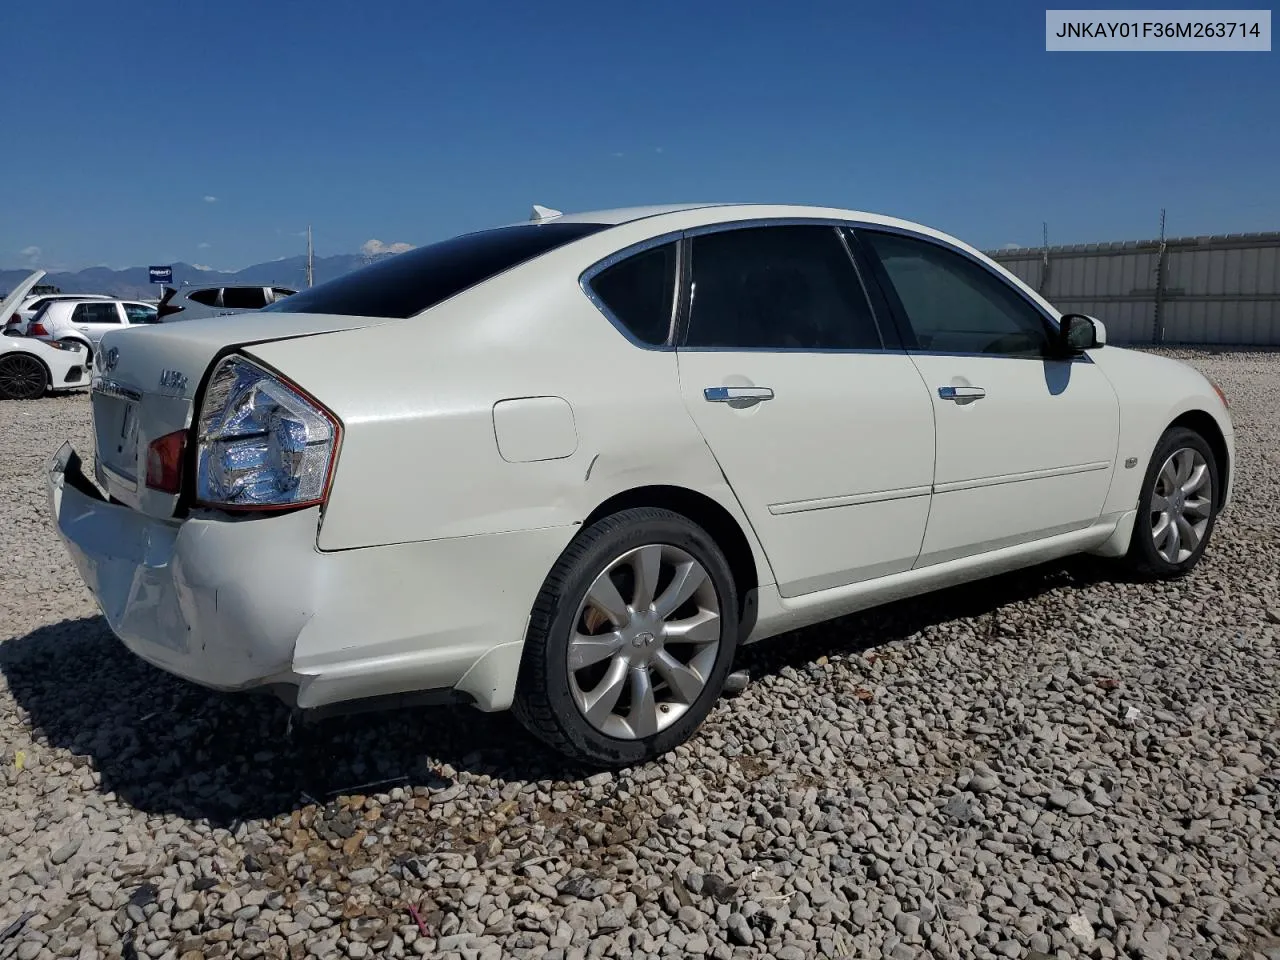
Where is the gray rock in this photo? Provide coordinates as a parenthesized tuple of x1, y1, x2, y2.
(1047, 790, 1077, 809)
(1, 358, 1278, 960)
(49, 838, 83, 865)
(941, 794, 979, 823)
(896, 912, 921, 939)
(969, 772, 1000, 794)
(597, 908, 627, 932)
(725, 913, 752, 946)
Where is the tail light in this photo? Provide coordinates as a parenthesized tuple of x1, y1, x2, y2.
(195, 354, 340, 510)
(28, 322, 48, 337)
(146, 430, 186, 493)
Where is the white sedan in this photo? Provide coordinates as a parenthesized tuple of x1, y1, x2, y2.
(0, 271, 93, 399)
(46, 203, 1234, 766)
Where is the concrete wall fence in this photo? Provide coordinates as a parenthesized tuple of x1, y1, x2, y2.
(986, 232, 1280, 347)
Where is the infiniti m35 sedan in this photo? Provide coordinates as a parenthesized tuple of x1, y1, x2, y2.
(47, 203, 1233, 766)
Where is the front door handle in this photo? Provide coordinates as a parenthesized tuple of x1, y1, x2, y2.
(937, 385, 986, 401)
(704, 386, 775, 403)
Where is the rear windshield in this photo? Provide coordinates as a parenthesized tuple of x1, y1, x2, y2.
(263, 221, 610, 319)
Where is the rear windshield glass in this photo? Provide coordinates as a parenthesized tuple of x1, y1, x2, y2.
(263, 221, 610, 319)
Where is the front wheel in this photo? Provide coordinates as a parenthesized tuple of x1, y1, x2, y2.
(1122, 426, 1220, 579)
(513, 507, 740, 768)
(0, 353, 49, 400)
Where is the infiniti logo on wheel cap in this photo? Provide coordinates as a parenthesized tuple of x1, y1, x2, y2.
(632, 631, 656, 648)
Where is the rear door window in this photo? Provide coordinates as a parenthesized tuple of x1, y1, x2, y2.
(682, 225, 883, 350)
(73, 302, 124, 324)
(187, 289, 221, 307)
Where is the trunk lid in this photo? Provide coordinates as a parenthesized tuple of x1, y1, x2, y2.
(91, 310, 398, 517)
(1, 269, 46, 330)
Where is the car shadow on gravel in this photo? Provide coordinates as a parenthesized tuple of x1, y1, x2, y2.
(0, 556, 1118, 825)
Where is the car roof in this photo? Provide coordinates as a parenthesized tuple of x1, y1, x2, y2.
(545, 203, 737, 225)
(23, 292, 112, 300)
(514, 202, 978, 250)
(531, 202, 928, 229)
(44, 297, 152, 308)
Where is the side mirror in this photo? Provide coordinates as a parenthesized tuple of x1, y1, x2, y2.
(1057, 313, 1105, 354)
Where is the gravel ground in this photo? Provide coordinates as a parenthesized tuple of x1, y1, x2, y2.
(1, 348, 1277, 960)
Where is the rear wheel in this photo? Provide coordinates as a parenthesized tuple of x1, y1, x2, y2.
(1122, 426, 1220, 578)
(513, 507, 739, 768)
(0, 353, 48, 400)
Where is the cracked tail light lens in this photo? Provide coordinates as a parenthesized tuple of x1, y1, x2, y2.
(195, 355, 339, 510)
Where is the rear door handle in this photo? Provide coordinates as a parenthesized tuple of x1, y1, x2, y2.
(937, 385, 986, 401)
(704, 386, 775, 403)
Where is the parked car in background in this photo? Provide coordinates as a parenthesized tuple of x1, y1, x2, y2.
(4, 291, 113, 336)
(28, 298, 160, 367)
(46, 203, 1234, 767)
(157, 284, 296, 322)
(0, 272, 91, 399)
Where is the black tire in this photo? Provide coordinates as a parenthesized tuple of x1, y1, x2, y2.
(0, 353, 49, 400)
(513, 507, 740, 768)
(1122, 426, 1221, 579)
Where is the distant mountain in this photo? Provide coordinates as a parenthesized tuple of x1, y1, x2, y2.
(0, 254, 376, 300)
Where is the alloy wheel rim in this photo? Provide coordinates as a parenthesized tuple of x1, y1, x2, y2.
(0, 357, 45, 398)
(568, 544, 722, 740)
(1149, 447, 1213, 564)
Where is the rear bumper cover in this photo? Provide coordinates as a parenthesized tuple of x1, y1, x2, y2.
(46, 443, 574, 711)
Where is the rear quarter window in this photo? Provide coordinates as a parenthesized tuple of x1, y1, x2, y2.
(263, 221, 609, 319)
(585, 242, 678, 345)
(221, 287, 269, 310)
(188, 289, 221, 307)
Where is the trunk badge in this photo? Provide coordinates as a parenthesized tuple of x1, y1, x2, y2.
(102, 347, 119, 372)
(159, 369, 189, 393)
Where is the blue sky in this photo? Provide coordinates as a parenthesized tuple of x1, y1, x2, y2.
(1, 0, 1276, 271)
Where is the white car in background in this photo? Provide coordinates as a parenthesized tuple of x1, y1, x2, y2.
(3, 291, 114, 336)
(0, 272, 92, 399)
(28, 298, 160, 368)
(47, 203, 1234, 767)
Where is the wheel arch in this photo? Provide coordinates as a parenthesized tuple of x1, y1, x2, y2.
(583, 484, 763, 636)
(1167, 408, 1230, 509)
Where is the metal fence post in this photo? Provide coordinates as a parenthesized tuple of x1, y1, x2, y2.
(1038, 222, 1051, 295)
(1152, 209, 1168, 344)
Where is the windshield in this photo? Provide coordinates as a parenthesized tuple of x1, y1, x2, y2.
(263, 221, 609, 319)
